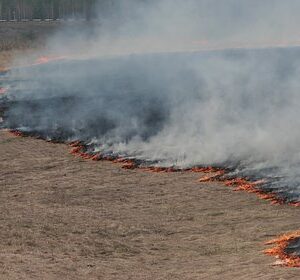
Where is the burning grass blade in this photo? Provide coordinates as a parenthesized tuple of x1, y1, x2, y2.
(264, 231, 300, 268)
(9, 129, 25, 137)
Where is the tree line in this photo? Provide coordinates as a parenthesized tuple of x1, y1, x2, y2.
(0, 0, 97, 21)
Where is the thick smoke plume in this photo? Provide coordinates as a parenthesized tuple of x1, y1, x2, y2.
(2, 0, 300, 204)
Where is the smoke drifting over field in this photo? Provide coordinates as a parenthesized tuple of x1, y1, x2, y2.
(2, 0, 300, 207)
(43, 0, 300, 56)
(2, 48, 300, 204)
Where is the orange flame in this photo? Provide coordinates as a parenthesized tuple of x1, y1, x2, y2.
(34, 56, 66, 65)
(264, 231, 300, 267)
(189, 166, 220, 173)
(9, 130, 24, 137)
(198, 170, 225, 182)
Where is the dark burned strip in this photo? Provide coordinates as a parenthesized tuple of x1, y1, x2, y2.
(285, 238, 300, 257)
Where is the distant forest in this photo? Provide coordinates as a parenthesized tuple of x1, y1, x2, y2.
(0, 0, 98, 21)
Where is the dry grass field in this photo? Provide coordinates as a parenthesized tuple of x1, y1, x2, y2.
(0, 21, 61, 52)
(1, 22, 300, 279)
(1, 131, 300, 280)
(0, 22, 59, 71)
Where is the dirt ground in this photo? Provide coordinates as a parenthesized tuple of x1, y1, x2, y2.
(1, 130, 300, 280)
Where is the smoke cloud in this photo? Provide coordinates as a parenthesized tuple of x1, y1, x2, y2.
(2, 0, 300, 203)
(41, 0, 300, 56)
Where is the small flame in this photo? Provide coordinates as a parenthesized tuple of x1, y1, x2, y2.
(9, 130, 24, 137)
(196, 170, 298, 206)
(189, 166, 220, 173)
(198, 170, 225, 182)
(34, 55, 66, 66)
(69, 144, 95, 160)
(0, 87, 7, 95)
(265, 231, 300, 267)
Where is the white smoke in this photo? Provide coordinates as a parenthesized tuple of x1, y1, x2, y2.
(42, 0, 300, 57)
(2, 0, 300, 202)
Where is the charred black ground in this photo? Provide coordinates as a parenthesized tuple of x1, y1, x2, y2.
(285, 238, 300, 257)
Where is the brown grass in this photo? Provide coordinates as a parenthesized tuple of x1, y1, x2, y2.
(0, 22, 58, 70)
(0, 22, 60, 52)
(1, 131, 300, 279)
